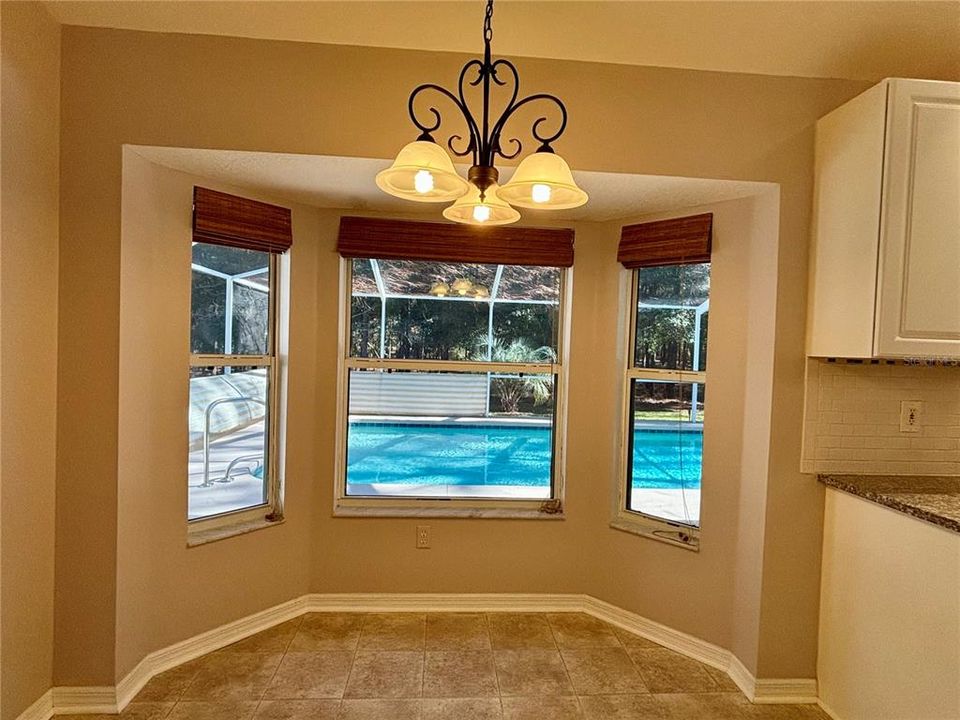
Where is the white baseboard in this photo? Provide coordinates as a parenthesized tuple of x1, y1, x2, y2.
(582, 595, 730, 672)
(14, 691, 53, 720)
(50, 686, 118, 716)
(17, 592, 819, 720)
(304, 592, 584, 614)
(728, 655, 819, 704)
(115, 595, 309, 708)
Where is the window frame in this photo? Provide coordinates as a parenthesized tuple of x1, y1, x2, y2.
(333, 257, 570, 519)
(612, 267, 706, 550)
(187, 250, 283, 537)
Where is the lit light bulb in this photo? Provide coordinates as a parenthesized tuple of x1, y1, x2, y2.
(531, 183, 552, 204)
(473, 204, 491, 223)
(414, 169, 435, 194)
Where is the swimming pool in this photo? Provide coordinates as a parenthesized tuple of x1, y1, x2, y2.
(345, 422, 702, 491)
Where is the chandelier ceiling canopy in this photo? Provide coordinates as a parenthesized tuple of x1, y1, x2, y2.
(376, 0, 588, 225)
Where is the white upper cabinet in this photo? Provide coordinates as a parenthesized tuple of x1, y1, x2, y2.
(807, 78, 960, 359)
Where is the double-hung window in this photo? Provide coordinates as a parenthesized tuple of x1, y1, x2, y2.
(615, 214, 712, 548)
(188, 187, 292, 530)
(335, 217, 573, 517)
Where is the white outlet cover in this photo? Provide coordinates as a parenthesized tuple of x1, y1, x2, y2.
(899, 400, 922, 433)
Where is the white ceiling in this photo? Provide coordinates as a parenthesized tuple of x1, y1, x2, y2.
(130, 145, 772, 222)
(46, 1, 960, 82)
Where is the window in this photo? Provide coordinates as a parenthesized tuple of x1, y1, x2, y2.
(615, 213, 712, 548)
(335, 218, 572, 517)
(188, 187, 292, 531)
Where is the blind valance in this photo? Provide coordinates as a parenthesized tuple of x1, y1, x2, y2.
(192, 187, 293, 254)
(618, 213, 712, 268)
(337, 216, 575, 268)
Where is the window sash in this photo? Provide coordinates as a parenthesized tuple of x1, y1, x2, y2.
(188, 253, 281, 525)
(615, 268, 706, 549)
(335, 258, 569, 512)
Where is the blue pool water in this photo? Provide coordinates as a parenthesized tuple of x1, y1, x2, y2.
(346, 423, 701, 489)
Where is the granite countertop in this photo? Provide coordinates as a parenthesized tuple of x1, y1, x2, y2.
(819, 474, 960, 535)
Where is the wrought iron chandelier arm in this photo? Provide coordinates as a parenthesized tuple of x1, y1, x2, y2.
(490, 91, 569, 159)
(407, 82, 481, 163)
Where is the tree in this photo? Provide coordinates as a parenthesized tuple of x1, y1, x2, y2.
(483, 338, 555, 415)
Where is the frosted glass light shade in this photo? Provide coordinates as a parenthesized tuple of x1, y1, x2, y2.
(442, 183, 520, 226)
(499, 152, 588, 210)
(376, 141, 469, 203)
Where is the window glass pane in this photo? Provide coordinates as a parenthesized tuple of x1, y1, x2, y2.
(626, 379, 703, 527)
(345, 368, 555, 499)
(351, 296, 382, 358)
(383, 298, 488, 360)
(191, 243, 271, 355)
(351, 258, 379, 295)
(377, 259, 498, 297)
(492, 302, 558, 359)
(188, 365, 269, 520)
(349, 259, 561, 362)
(634, 263, 710, 370)
(496, 265, 561, 302)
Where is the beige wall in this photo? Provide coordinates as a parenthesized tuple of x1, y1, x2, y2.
(123, 152, 778, 679)
(819, 489, 960, 719)
(52, 25, 869, 684)
(0, 2, 60, 718)
(116, 151, 319, 678)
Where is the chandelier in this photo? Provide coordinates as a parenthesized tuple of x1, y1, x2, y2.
(375, 0, 588, 226)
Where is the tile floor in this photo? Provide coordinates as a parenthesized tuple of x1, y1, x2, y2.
(59, 612, 831, 720)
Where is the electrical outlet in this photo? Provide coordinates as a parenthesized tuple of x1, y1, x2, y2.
(416, 525, 431, 549)
(900, 400, 922, 433)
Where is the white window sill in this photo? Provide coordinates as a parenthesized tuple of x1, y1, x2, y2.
(188, 514, 285, 547)
(334, 501, 565, 520)
(610, 515, 700, 551)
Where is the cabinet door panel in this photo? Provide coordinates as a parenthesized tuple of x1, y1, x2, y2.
(876, 80, 960, 357)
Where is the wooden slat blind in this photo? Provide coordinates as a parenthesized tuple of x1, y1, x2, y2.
(337, 216, 575, 268)
(193, 187, 293, 254)
(618, 213, 712, 268)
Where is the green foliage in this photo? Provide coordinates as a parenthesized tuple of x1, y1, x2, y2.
(485, 338, 555, 415)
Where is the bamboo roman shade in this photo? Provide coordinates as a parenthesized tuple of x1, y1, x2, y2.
(618, 213, 713, 268)
(192, 187, 293, 254)
(337, 216, 575, 267)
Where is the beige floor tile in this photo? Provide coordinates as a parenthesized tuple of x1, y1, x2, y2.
(654, 692, 752, 719)
(132, 661, 204, 703)
(561, 648, 648, 696)
(493, 649, 574, 696)
(579, 694, 669, 719)
(740, 705, 831, 720)
(426, 613, 491, 651)
(181, 653, 283, 700)
(547, 614, 619, 649)
(291, 614, 364, 652)
(501, 696, 583, 720)
(263, 651, 354, 699)
(487, 613, 556, 650)
(358, 613, 426, 651)
(253, 699, 341, 719)
(337, 699, 421, 720)
(422, 651, 499, 698)
(217, 619, 302, 654)
(705, 666, 742, 693)
(422, 698, 503, 719)
(59, 703, 175, 720)
(612, 628, 663, 650)
(166, 701, 258, 720)
(344, 651, 424, 698)
(627, 648, 719, 694)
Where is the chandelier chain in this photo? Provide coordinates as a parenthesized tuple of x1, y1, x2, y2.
(484, 0, 494, 43)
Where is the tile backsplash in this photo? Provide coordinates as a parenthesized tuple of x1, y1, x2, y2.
(802, 360, 960, 475)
